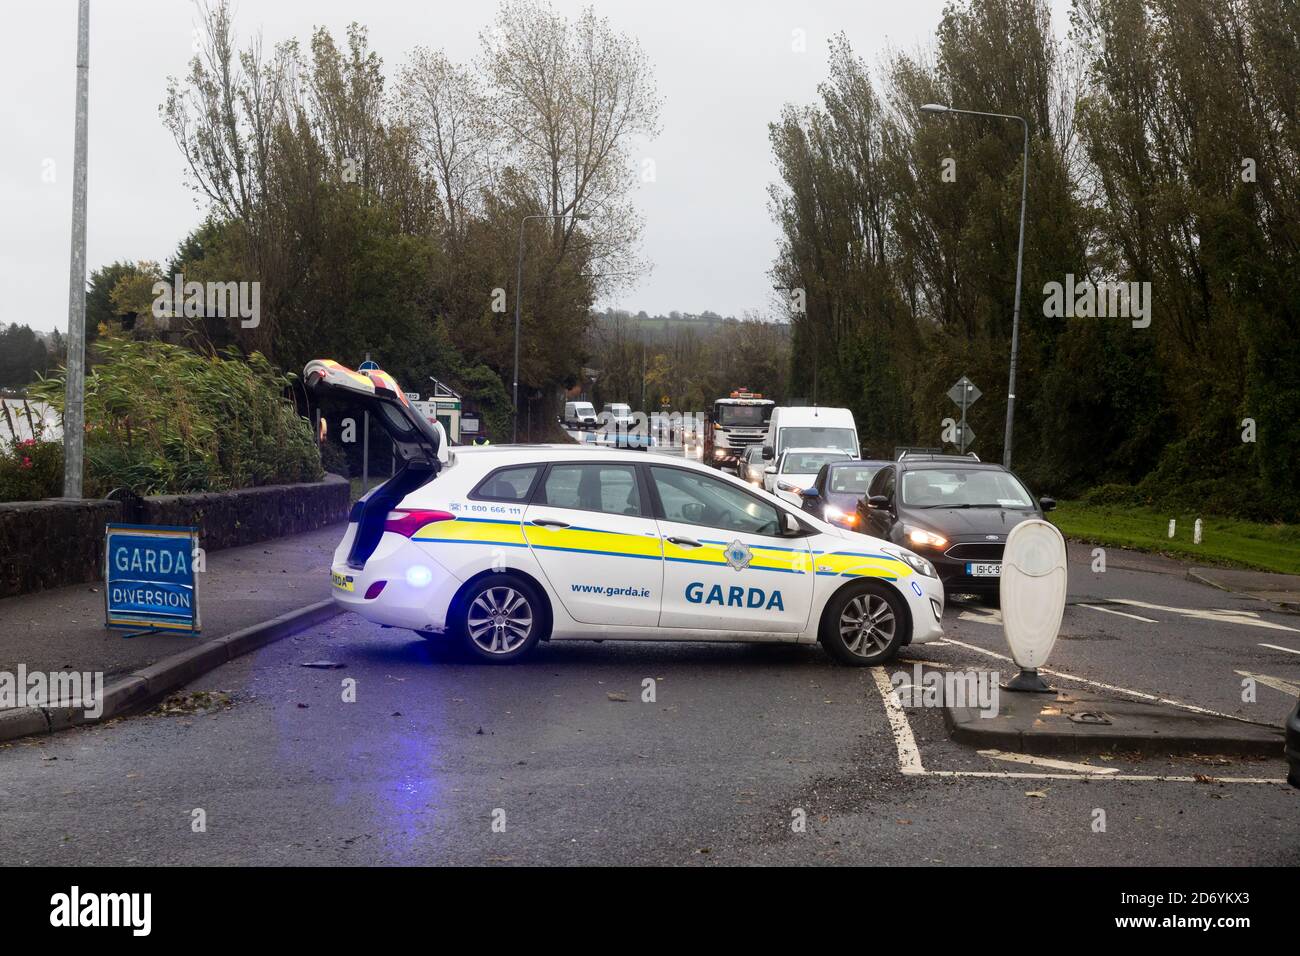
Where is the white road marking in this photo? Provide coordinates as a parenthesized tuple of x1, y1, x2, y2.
(1259, 642, 1300, 656)
(940, 637, 1260, 724)
(921, 770, 1286, 784)
(869, 666, 924, 775)
(978, 749, 1120, 775)
(1234, 670, 1300, 697)
(1113, 599, 1300, 633)
(867, 657, 1286, 785)
(1079, 603, 1158, 623)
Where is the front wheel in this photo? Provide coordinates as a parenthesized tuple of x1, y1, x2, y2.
(820, 582, 906, 666)
(455, 574, 547, 663)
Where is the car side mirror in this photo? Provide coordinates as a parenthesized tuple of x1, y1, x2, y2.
(782, 511, 802, 535)
(800, 487, 820, 499)
(867, 495, 890, 509)
(764, 466, 776, 475)
(1039, 496, 1056, 513)
(761, 446, 773, 460)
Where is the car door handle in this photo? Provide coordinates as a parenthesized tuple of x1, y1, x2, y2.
(530, 519, 570, 529)
(666, 536, 702, 548)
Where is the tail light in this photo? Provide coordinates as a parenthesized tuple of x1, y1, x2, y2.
(384, 509, 455, 537)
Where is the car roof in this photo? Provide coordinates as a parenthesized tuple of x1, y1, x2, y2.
(899, 457, 1006, 472)
(829, 458, 890, 467)
(783, 446, 852, 455)
(451, 444, 700, 467)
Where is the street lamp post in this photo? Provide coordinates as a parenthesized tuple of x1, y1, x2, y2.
(513, 212, 589, 443)
(921, 103, 1028, 470)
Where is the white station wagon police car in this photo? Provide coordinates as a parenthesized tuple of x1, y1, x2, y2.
(306, 360, 944, 665)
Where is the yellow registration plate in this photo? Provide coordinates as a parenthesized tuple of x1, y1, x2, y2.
(331, 571, 355, 592)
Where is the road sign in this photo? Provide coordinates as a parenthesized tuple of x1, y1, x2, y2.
(404, 391, 420, 402)
(947, 376, 981, 453)
(358, 360, 379, 371)
(104, 524, 201, 633)
(947, 376, 981, 406)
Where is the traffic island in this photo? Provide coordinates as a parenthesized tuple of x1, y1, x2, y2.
(944, 685, 1286, 758)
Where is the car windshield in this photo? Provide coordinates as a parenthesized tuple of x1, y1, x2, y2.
(829, 464, 882, 493)
(606, 404, 631, 415)
(783, 452, 848, 474)
(779, 426, 857, 455)
(716, 404, 769, 426)
(574, 403, 594, 415)
(901, 468, 1035, 508)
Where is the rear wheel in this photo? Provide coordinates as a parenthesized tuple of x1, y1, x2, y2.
(820, 582, 906, 666)
(454, 574, 547, 663)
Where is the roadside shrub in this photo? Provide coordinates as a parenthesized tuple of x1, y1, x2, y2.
(1079, 483, 1150, 508)
(31, 337, 323, 497)
(0, 438, 63, 501)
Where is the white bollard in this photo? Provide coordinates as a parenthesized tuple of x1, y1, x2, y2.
(1194, 518, 1203, 545)
(1168, 518, 1176, 539)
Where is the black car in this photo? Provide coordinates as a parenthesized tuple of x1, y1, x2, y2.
(799, 459, 891, 531)
(856, 454, 1055, 605)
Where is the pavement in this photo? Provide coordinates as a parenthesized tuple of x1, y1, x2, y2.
(0, 524, 343, 681)
(0, 524, 345, 739)
(1, 527, 1296, 865)
(1188, 565, 1300, 611)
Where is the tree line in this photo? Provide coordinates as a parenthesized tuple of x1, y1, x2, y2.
(81, 0, 658, 443)
(770, 0, 1298, 520)
(584, 308, 791, 413)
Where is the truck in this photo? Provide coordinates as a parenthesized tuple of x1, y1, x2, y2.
(702, 389, 775, 470)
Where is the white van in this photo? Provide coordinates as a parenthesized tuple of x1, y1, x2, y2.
(564, 401, 598, 429)
(763, 406, 860, 461)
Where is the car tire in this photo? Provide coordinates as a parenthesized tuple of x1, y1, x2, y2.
(819, 581, 907, 666)
(453, 574, 548, 663)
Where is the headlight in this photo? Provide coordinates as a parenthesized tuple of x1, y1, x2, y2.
(824, 505, 857, 526)
(904, 524, 948, 549)
(882, 545, 938, 578)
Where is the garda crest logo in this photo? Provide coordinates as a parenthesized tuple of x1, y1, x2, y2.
(724, 539, 752, 571)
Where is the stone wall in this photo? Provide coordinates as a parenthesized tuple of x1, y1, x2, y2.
(0, 474, 349, 598)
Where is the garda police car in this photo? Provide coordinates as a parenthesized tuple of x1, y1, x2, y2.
(306, 360, 944, 665)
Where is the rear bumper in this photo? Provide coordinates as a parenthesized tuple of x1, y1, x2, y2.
(330, 532, 461, 632)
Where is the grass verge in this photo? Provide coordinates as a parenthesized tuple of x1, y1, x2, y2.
(1052, 501, 1300, 575)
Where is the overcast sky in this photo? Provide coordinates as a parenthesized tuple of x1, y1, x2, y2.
(1, 0, 1070, 334)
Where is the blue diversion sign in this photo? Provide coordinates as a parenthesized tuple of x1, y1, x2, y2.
(104, 524, 201, 633)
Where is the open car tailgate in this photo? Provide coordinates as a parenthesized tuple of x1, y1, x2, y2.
(304, 359, 443, 467)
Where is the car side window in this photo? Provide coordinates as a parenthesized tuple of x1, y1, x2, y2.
(868, 466, 894, 500)
(650, 466, 783, 536)
(539, 463, 644, 517)
(472, 465, 541, 502)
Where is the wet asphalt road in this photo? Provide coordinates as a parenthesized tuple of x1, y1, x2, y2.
(0, 543, 1296, 866)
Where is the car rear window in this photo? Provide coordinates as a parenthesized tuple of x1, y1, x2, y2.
(472, 465, 541, 502)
